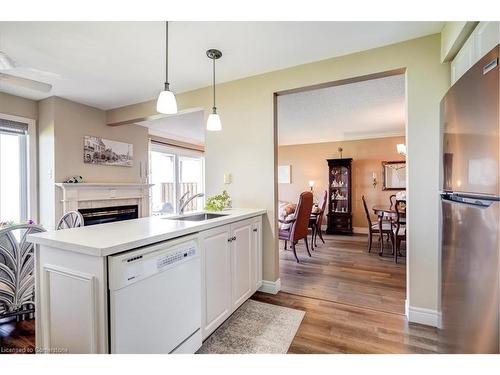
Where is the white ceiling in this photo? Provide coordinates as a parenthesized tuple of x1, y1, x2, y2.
(0, 22, 443, 110)
(138, 109, 205, 146)
(277, 74, 405, 145)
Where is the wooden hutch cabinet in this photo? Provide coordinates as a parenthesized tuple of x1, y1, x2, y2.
(326, 158, 353, 235)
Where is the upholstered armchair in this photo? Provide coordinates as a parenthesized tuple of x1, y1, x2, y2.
(278, 191, 314, 263)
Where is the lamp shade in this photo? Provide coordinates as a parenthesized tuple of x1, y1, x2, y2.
(207, 113, 222, 131)
(396, 143, 407, 156)
(156, 89, 178, 114)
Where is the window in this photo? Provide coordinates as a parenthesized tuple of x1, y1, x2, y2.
(149, 142, 204, 215)
(0, 115, 35, 223)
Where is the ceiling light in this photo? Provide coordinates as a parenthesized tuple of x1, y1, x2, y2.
(206, 49, 222, 131)
(156, 21, 178, 114)
(0, 51, 15, 70)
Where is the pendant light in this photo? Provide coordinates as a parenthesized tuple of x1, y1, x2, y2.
(157, 21, 178, 114)
(206, 49, 222, 131)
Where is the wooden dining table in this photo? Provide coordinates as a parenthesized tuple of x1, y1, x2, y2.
(372, 204, 406, 256)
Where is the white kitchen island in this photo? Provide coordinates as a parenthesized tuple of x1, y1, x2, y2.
(28, 208, 266, 354)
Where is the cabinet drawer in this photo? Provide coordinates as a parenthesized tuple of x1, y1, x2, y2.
(327, 214, 352, 234)
(330, 215, 351, 224)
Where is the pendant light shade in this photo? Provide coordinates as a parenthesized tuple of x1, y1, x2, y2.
(157, 89, 177, 114)
(207, 112, 222, 131)
(206, 49, 222, 131)
(157, 21, 178, 114)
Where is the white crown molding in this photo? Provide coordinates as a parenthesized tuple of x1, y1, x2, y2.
(278, 131, 406, 147)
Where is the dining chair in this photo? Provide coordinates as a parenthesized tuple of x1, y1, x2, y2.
(362, 195, 392, 253)
(391, 200, 406, 263)
(389, 194, 397, 209)
(313, 190, 328, 247)
(56, 211, 84, 230)
(0, 224, 46, 321)
(279, 191, 314, 262)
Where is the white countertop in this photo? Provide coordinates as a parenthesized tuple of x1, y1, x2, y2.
(28, 208, 266, 257)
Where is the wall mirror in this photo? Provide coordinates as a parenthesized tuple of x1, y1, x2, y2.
(382, 161, 406, 190)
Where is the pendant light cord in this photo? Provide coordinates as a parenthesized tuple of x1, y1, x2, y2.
(165, 21, 169, 91)
(212, 56, 216, 112)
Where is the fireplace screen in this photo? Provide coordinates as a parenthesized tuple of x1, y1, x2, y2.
(78, 205, 138, 226)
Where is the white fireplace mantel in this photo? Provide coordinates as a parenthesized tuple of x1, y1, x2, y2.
(55, 183, 153, 222)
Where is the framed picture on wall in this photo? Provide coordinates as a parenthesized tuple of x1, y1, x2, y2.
(83, 136, 133, 167)
(278, 165, 291, 184)
(381, 161, 406, 190)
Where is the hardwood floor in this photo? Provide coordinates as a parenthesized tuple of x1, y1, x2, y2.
(252, 232, 436, 354)
(0, 234, 422, 354)
(251, 291, 439, 354)
(280, 233, 406, 314)
(0, 318, 35, 354)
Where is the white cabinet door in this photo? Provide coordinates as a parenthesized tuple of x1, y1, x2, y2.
(200, 225, 232, 339)
(451, 22, 499, 85)
(230, 219, 253, 310)
(451, 32, 475, 85)
(475, 22, 499, 61)
(251, 216, 263, 291)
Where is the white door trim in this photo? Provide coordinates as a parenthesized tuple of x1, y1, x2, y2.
(0, 112, 37, 222)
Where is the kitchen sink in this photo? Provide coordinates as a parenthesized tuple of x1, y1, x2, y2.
(167, 213, 228, 221)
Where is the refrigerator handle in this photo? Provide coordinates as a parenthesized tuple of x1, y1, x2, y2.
(441, 192, 499, 208)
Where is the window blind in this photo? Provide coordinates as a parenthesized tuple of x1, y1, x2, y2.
(0, 118, 29, 135)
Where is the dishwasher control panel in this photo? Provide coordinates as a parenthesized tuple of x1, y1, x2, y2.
(157, 245, 196, 270)
(108, 236, 199, 291)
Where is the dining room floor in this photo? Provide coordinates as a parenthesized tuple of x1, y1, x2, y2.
(251, 290, 438, 353)
(279, 232, 406, 315)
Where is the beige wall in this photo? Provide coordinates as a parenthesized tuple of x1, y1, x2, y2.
(37, 96, 149, 228)
(52, 97, 149, 183)
(0, 92, 38, 120)
(278, 136, 405, 229)
(105, 34, 450, 317)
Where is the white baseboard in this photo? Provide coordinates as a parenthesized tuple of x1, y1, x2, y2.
(258, 278, 281, 294)
(407, 304, 441, 328)
(320, 225, 368, 234)
(353, 226, 369, 234)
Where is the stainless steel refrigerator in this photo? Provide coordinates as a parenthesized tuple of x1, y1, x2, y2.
(440, 45, 499, 353)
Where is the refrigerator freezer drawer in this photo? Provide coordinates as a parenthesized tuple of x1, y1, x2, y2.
(440, 197, 499, 353)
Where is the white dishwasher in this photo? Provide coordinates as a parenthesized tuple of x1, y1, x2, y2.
(108, 234, 201, 354)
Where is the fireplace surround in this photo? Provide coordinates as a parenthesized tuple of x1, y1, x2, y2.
(55, 183, 152, 229)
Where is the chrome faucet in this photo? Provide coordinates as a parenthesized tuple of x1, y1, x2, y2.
(179, 192, 205, 215)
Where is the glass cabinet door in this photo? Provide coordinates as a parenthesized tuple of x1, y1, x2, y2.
(331, 166, 349, 213)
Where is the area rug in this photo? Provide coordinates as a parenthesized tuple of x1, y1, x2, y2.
(197, 299, 305, 354)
